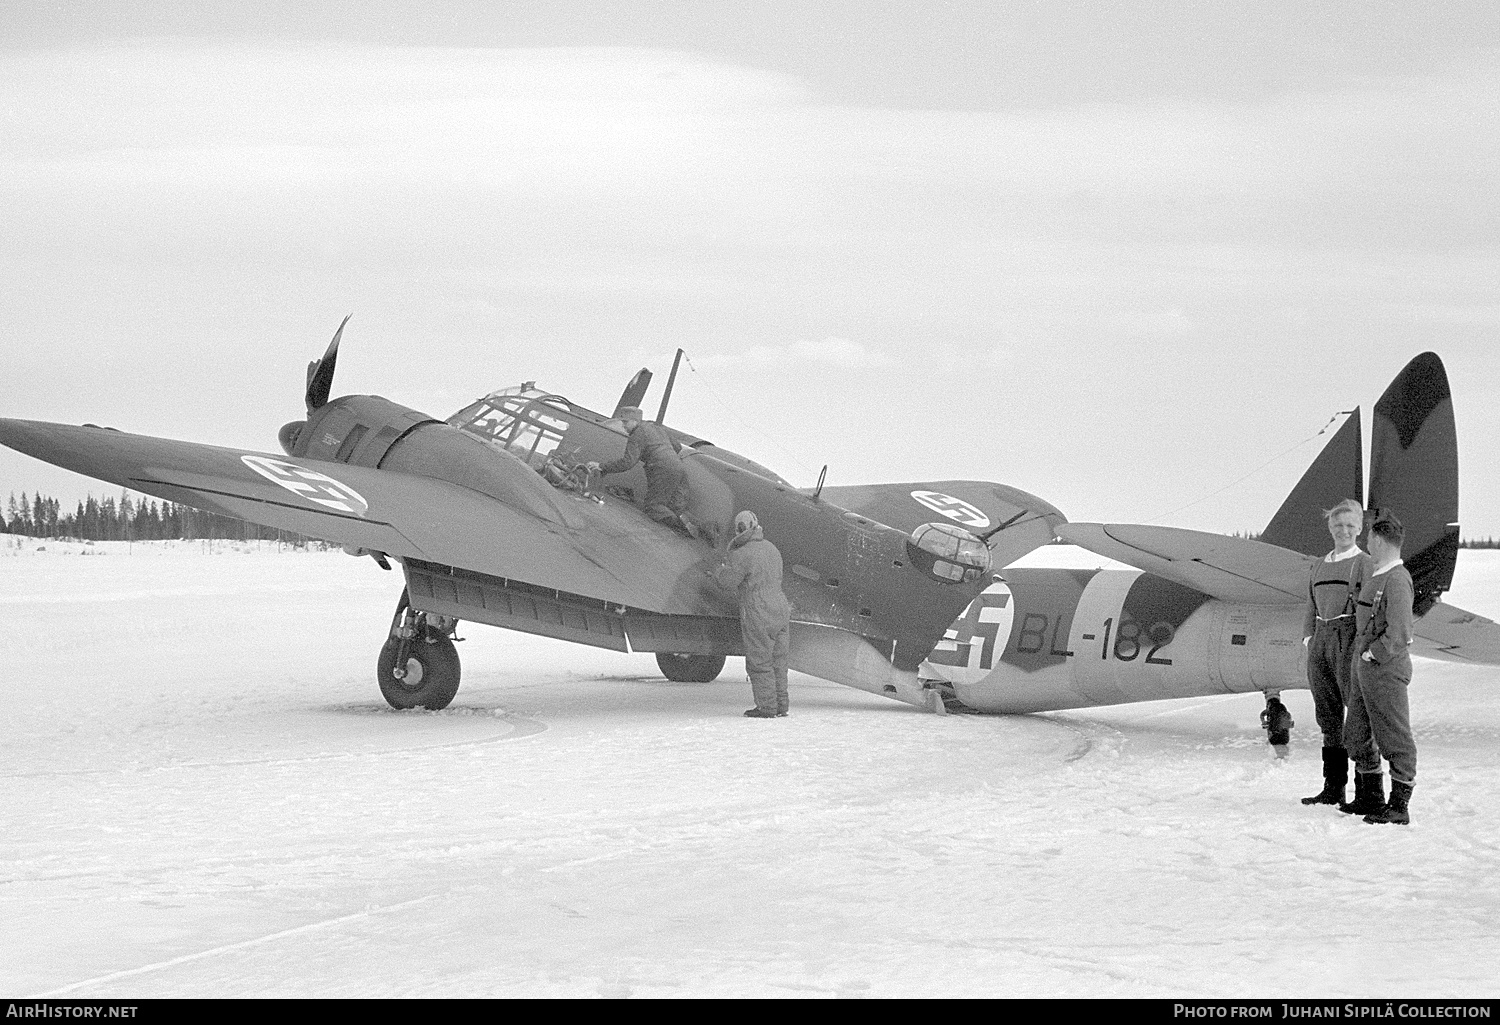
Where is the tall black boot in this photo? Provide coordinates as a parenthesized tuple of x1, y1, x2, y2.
(1364, 780, 1413, 825)
(1339, 771, 1384, 815)
(1301, 746, 1349, 805)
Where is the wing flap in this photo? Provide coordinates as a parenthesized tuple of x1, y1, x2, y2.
(1057, 522, 1312, 604)
(0, 418, 732, 617)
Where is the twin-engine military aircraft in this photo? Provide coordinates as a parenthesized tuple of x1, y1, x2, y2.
(0, 320, 1063, 712)
(2, 329, 1497, 746)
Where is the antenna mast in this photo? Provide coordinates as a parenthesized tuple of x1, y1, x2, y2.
(656, 348, 684, 423)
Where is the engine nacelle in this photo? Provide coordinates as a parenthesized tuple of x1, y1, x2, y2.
(279, 395, 569, 523)
(280, 395, 438, 468)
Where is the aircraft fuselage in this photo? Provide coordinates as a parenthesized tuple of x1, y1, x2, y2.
(922, 566, 1306, 713)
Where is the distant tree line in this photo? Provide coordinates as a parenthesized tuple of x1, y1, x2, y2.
(7, 488, 1500, 548)
(3, 490, 314, 544)
(1231, 530, 1499, 550)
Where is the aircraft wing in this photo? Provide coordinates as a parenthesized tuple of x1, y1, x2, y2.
(818, 480, 1066, 568)
(1057, 523, 1313, 604)
(1410, 600, 1500, 666)
(0, 418, 732, 617)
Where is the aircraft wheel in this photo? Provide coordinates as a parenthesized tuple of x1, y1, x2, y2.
(655, 652, 726, 683)
(378, 633, 462, 710)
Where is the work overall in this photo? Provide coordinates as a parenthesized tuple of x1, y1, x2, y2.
(1305, 553, 1368, 746)
(1346, 565, 1417, 788)
(599, 421, 691, 528)
(715, 528, 792, 715)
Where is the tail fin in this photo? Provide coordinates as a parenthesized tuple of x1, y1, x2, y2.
(1368, 352, 1459, 616)
(1259, 410, 1363, 556)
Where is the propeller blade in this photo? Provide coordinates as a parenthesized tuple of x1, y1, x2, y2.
(613, 367, 652, 417)
(305, 314, 351, 412)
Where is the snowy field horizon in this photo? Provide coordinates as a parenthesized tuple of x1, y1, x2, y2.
(4, 540, 1499, 998)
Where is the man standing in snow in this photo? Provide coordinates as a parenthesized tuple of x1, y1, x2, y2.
(1300, 498, 1370, 807)
(714, 510, 792, 718)
(1343, 510, 1418, 825)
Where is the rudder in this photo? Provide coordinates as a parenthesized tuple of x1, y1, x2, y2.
(1368, 352, 1459, 615)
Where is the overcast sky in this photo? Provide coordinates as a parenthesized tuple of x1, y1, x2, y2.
(3, 2, 1498, 536)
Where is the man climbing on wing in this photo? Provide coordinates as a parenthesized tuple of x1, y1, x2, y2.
(588, 406, 698, 537)
(714, 510, 792, 718)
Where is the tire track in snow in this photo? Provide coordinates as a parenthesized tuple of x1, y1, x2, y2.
(0, 712, 548, 780)
(31, 894, 441, 997)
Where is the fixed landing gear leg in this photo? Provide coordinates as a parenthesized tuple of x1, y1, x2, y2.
(1259, 690, 1294, 759)
(377, 589, 463, 710)
(389, 594, 416, 680)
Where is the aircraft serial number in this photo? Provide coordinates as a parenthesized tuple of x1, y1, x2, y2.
(1020, 614, 1175, 665)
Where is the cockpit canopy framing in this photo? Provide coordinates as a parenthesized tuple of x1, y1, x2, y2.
(446, 386, 598, 471)
(907, 521, 993, 585)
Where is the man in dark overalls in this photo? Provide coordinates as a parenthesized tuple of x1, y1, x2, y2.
(1343, 510, 1418, 825)
(590, 406, 696, 535)
(1300, 498, 1370, 806)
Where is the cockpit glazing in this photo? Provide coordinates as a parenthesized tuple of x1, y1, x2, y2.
(447, 386, 596, 470)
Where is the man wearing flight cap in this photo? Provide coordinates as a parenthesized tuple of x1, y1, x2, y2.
(715, 510, 792, 718)
(1342, 509, 1419, 825)
(589, 406, 696, 536)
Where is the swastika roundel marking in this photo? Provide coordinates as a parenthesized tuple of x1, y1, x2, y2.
(924, 581, 1014, 684)
(909, 490, 991, 529)
(241, 456, 370, 517)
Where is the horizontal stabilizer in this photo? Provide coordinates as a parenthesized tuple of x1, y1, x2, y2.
(1056, 523, 1313, 604)
(1410, 600, 1500, 666)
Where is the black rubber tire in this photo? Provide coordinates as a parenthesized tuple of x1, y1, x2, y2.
(655, 652, 727, 683)
(377, 633, 462, 710)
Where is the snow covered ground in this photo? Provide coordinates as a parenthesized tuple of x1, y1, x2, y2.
(3, 538, 1498, 998)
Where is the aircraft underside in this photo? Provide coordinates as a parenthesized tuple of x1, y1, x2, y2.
(391, 555, 936, 711)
